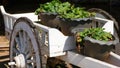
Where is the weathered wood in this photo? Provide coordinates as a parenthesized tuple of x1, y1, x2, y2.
(0, 36, 9, 48)
(59, 51, 120, 68)
(9, 17, 41, 68)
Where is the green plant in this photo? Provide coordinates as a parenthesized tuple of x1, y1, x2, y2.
(35, 0, 95, 20)
(35, 0, 62, 15)
(35, 0, 71, 15)
(59, 6, 96, 19)
(56, 2, 71, 14)
(76, 28, 113, 42)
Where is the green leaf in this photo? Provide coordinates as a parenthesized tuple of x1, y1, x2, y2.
(76, 28, 113, 42)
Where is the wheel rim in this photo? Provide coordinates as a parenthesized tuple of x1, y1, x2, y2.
(10, 17, 41, 68)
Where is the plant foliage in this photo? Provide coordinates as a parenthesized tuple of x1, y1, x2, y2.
(76, 28, 113, 42)
(35, 0, 96, 19)
(35, 0, 71, 15)
(35, 0, 61, 14)
(59, 6, 96, 19)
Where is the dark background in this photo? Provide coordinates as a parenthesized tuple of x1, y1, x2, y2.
(0, 0, 120, 39)
(0, 0, 120, 35)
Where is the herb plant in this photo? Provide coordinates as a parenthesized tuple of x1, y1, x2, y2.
(76, 28, 113, 42)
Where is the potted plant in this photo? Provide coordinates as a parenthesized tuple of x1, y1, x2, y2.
(35, 0, 95, 36)
(35, 0, 60, 28)
(57, 6, 96, 36)
(35, 0, 71, 28)
(76, 27, 119, 61)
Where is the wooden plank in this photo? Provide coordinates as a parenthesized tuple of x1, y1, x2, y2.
(0, 47, 9, 51)
(59, 51, 120, 68)
(0, 51, 9, 62)
(0, 36, 9, 48)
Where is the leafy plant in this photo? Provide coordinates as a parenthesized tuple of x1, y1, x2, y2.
(59, 6, 96, 19)
(56, 2, 71, 14)
(76, 28, 113, 42)
(35, 0, 62, 15)
(35, 0, 71, 15)
(35, 0, 95, 20)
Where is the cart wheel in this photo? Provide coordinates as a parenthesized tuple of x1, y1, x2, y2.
(88, 8, 120, 40)
(9, 17, 42, 68)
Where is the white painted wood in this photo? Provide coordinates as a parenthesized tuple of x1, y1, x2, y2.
(48, 28, 76, 57)
(12, 13, 38, 22)
(0, 6, 38, 22)
(95, 17, 114, 34)
(59, 51, 120, 68)
(0, 6, 38, 40)
(107, 52, 120, 67)
(0, 6, 17, 39)
(34, 23, 76, 57)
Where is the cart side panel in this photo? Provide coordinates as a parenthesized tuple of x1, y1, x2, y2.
(49, 29, 76, 57)
(34, 23, 76, 57)
(34, 17, 114, 57)
(0, 6, 17, 39)
(3, 15, 17, 40)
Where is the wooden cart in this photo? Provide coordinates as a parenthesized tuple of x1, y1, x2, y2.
(0, 5, 120, 68)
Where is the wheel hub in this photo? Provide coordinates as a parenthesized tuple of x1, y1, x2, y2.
(8, 54, 26, 68)
(14, 54, 26, 68)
